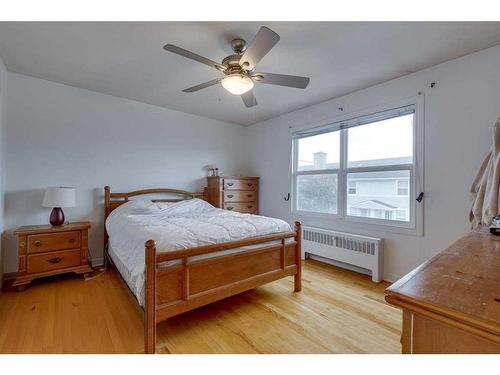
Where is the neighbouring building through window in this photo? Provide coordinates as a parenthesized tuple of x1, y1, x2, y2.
(293, 104, 416, 226)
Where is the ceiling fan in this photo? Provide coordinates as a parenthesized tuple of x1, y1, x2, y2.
(163, 26, 310, 108)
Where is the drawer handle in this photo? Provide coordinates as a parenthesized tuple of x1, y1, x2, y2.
(227, 207, 234, 211)
(227, 194, 234, 198)
(247, 206, 253, 209)
(227, 183, 234, 186)
(34, 240, 42, 247)
(247, 194, 253, 198)
(247, 183, 253, 187)
(68, 238, 76, 243)
(47, 257, 64, 264)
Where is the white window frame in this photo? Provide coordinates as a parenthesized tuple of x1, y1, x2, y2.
(291, 96, 424, 236)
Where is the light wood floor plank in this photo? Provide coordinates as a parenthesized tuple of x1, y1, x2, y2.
(0, 260, 401, 353)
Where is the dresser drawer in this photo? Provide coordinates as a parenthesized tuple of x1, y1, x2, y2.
(27, 249, 81, 273)
(224, 202, 257, 213)
(27, 231, 81, 254)
(224, 191, 256, 202)
(224, 179, 257, 191)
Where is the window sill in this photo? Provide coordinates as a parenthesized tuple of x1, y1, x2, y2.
(293, 210, 423, 237)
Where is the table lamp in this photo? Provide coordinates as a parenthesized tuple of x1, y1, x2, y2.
(42, 187, 76, 226)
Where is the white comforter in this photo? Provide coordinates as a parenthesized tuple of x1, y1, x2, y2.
(106, 198, 292, 304)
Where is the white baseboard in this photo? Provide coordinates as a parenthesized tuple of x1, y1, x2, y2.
(309, 254, 372, 276)
(308, 254, 396, 283)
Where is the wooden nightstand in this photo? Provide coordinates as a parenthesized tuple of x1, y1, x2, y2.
(13, 222, 93, 290)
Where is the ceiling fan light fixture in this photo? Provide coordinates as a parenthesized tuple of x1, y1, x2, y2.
(221, 74, 254, 95)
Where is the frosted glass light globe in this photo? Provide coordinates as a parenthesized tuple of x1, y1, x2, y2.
(221, 75, 254, 95)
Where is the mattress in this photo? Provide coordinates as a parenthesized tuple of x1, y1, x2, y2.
(105, 198, 293, 305)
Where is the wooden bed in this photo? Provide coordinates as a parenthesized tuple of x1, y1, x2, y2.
(104, 186, 302, 354)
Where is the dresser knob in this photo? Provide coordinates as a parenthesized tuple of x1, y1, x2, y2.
(247, 194, 253, 198)
(247, 206, 253, 209)
(69, 238, 75, 243)
(247, 183, 253, 187)
(227, 207, 234, 211)
(34, 240, 42, 247)
(227, 194, 234, 198)
(227, 183, 234, 186)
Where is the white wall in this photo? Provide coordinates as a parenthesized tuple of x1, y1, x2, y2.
(3, 44, 500, 281)
(0, 57, 6, 283)
(3, 73, 246, 272)
(242, 44, 500, 281)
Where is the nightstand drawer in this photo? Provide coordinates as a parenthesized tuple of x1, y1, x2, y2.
(224, 202, 257, 213)
(224, 191, 256, 202)
(27, 231, 81, 254)
(27, 249, 81, 273)
(224, 179, 257, 191)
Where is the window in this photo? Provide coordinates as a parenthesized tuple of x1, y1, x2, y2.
(294, 131, 340, 214)
(346, 170, 410, 221)
(293, 104, 418, 229)
(297, 131, 340, 171)
(297, 174, 338, 214)
(397, 180, 409, 196)
(348, 181, 357, 195)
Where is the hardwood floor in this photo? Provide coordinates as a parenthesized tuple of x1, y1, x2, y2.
(0, 260, 401, 354)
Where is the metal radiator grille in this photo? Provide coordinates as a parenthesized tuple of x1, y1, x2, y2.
(303, 229, 376, 255)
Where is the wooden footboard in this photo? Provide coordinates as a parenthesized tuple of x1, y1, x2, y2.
(144, 221, 302, 354)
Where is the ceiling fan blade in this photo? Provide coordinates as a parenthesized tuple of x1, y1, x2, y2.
(241, 90, 258, 108)
(240, 27, 280, 71)
(253, 72, 310, 89)
(163, 44, 226, 72)
(182, 78, 221, 93)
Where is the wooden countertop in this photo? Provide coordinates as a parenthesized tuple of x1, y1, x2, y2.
(386, 229, 500, 337)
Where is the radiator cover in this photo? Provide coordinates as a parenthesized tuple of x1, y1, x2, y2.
(302, 226, 384, 282)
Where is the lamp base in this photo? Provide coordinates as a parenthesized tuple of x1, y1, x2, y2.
(49, 207, 65, 226)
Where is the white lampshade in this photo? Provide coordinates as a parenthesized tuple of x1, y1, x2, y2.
(42, 187, 76, 208)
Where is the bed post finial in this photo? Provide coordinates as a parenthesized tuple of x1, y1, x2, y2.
(294, 221, 302, 292)
(104, 186, 110, 209)
(104, 186, 111, 248)
(144, 239, 157, 354)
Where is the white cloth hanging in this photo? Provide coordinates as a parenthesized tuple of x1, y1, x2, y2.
(469, 117, 500, 228)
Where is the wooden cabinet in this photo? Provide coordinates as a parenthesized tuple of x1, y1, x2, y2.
(385, 229, 500, 353)
(207, 176, 259, 214)
(13, 222, 93, 290)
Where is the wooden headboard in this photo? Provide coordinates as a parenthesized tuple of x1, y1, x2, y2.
(104, 185, 208, 246)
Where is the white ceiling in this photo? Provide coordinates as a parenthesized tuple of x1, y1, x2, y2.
(1, 22, 500, 126)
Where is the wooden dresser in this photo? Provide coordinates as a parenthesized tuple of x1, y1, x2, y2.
(385, 229, 500, 353)
(13, 222, 93, 290)
(207, 176, 259, 214)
